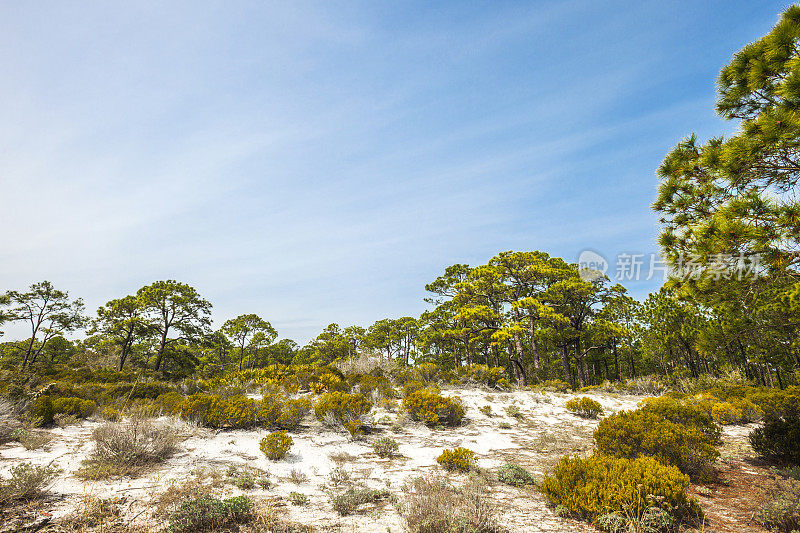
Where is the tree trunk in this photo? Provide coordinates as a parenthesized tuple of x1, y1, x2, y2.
(527, 315, 540, 372)
(559, 344, 571, 384)
(154, 328, 169, 371)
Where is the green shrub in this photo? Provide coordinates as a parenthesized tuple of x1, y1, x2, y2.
(755, 476, 800, 533)
(314, 392, 372, 424)
(156, 391, 185, 414)
(403, 390, 464, 427)
(276, 398, 311, 430)
(566, 397, 603, 419)
(596, 512, 626, 533)
(52, 397, 97, 418)
(372, 437, 399, 458)
(30, 395, 54, 425)
(0, 462, 61, 503)
(496, 463, 536, 486)
(638, 395, 722, 444)
(750, 415, 800, 465)
(595, 410, 719, 481)
(258, 393, 284, 427)
(540, 454, 702, 525)
(436, 447, 476, 473)
(168, 495, 253, 532)
(288, 492, 308, 506)
(260, 430, 293, 460)
(180, 393, 260, 429)
(329, 486, 390, 516)
(100, 406, 121, 421)
(538, 379, 571, 393)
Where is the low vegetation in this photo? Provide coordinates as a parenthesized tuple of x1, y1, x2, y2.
(401, 476, 504, 533)
(77, 418, 179, 479)
(496, 463, 536, 486)
(540, 454, 702, 529)
(0, 462, 61, 504)
(565, 397, 603, 419)
(436, 447, 477, 473)
(260, 430, 293, 460)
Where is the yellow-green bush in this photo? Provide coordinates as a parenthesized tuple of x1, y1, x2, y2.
(51, 397, 97, 418)
(276, 398, 311, 430)
(436, 447, 476, 473)
(259, 430, 293, 460)
(314, 392, 373, 426)
(403, 390, 464, 427)
(156, 391, 185, 415)
(711, 401, 743, 425)
(638, 395, 722, 444)
(100, 406, 121, 421)
(257, 393, 284, 427)
(594, 410, 719, 482)
(538, 379, 571, 393)
(540, 454, 702, 525)
(565, 397, 603, 419)
(180, 393, 274, 428)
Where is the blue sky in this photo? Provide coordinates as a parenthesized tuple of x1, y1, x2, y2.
(0, 1, 787, 342)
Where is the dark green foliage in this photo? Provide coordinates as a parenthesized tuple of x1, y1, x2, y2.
(750, 415, 800, 465)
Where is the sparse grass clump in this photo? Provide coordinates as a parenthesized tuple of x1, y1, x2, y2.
(260, 430, 293, 460)
(401, 476, 503, 533)
(436, 447, 476, 473)
(505, 405, 523, 419)
(565, 397, 603, 419)
(11, 428, 52, 450)
(540, 454, 702, 527)
(168, 495, 253, 532)
(289, 468, 308, 484)
(0, 462, 61, 504)
(403, 390, 464, 427)
(77, 418, 179, 479)
(496, 463, 536, 486)
(372, 437, 399, 458)
(329, 486, 390, 516)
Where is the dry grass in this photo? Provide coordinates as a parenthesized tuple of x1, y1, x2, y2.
(401, 475, 505, 533)
(13, 428, 53, 450)
(53, 494, 139, 533)
(76, 418, 179, 480)
(153, 467, 225, 517)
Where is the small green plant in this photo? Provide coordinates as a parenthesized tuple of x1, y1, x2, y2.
(372, 437, 399, 458)
(0, 462, 61, 503)
(168, 495, 253, 532)
(328, 466, 351, 486)
(436, 447, 476, 473)
(496, 463, 536, 486)
(506, 405, 523, 419)
(233, 472, 255, 490)
(498, 421, 512, 429)
(288, 491, 309, 506)
(260, 430, 293, 460)
(479, 405, 493, 417)
(596, 512, 626, 532)
(11, 429, 52, 450)
(566, 397, 604, 419)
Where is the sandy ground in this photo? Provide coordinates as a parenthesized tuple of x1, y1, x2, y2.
(0, 388, 658, 532)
